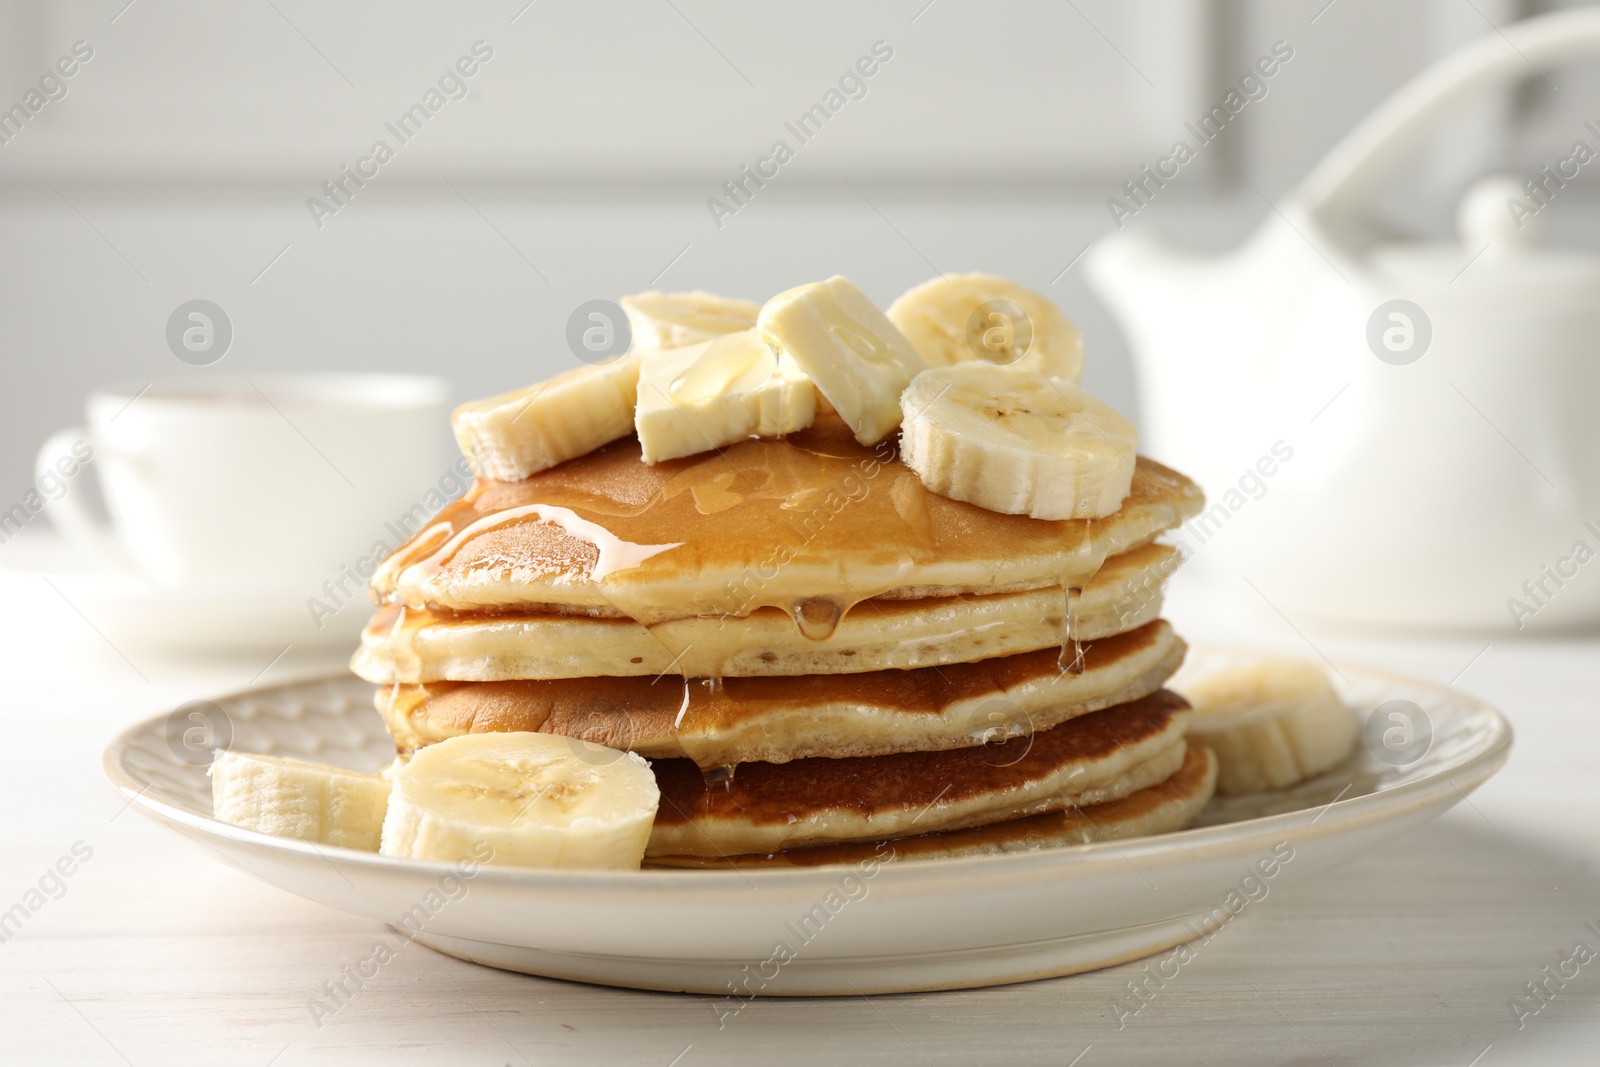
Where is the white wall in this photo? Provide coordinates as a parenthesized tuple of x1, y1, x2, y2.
(2, 0, 1596, 516)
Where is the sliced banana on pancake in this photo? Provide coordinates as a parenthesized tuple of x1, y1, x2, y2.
(452, 355, 642, 482)
(634, 329, 816, 463)
(901, 364, 1137, 520)
(621, 290, 760, 352)
(887, 273, 1085, 381)
(379, 732, 659, 869)
(1176, 660, 1357, 795)
(210, 751, 391, 851)
(758, 275, 926, 445)
(452, 290, 754, 482)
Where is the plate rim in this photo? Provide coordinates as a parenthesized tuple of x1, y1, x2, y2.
(102, 655, 1513, 893)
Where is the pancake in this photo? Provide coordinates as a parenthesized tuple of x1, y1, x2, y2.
(353, 542, 1179, 684)
(378, 620, 1185, 766)
(644, 690, 1192, 857)
(647, 743, 1217, 868)
(370, 412, 1202, 625)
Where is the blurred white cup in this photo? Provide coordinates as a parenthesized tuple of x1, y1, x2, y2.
(36, 374, 448, 585)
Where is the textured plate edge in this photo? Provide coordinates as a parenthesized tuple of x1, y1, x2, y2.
(101, 659, 1513, 895)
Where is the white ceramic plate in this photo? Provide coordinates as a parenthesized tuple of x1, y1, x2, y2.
(103, 652, 1511, 995)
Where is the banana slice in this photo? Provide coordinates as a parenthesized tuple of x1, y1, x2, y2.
(1176, 660, 1358, 795)
(758, 276, 926, 445)
(379, 732, 659, 869)
(452, 355, 642, 482)
(899, 364, 1137, 519)
(887, 273, 1085, 381)
(622, 290, 760, 352)
(635, 328, 816, 463)
(210, 750, 391, 851)
(452, 291, 754, 481)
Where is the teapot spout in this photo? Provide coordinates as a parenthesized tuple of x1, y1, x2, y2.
(1084, 228, 1185, 296)
(1086, 226, 1258, 387)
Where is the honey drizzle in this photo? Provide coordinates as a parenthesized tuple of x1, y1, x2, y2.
(398, 502, 683, 592)
(368, 417, 1167, 625)
(672, 679, 692, 730)
(387, 605, 415, 681)
(1056, 516, 1096, 676)
(670, 677, 735, 773)
(1058, 586, 1086, 675)
(791, 595, 844, 641)
(666, 331, 775, 403)
(701, 763, 737, 792)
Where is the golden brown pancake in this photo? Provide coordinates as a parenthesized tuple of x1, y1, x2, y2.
(378, 621, 1184, 766)
(370, 412, 1202, 625)
(644, 690, 1191, 857)
(648, 743, 1217, 868)
(352, 543, 1179, 684)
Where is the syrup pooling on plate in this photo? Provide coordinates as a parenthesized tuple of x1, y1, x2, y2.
(370, 414, 1183, 628)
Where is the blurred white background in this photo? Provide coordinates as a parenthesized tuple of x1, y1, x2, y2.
(2, 0, 1599, 510)
(8, 8, 1600, 1063)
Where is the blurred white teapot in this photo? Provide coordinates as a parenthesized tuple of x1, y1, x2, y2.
(1089, 10, 1600, 632)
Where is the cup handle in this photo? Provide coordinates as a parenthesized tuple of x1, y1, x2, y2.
(35, 429, 123, 566)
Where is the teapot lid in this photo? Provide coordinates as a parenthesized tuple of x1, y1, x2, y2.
(1370, 177, 1600, 298)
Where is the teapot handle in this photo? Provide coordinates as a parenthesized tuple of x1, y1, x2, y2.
(1295, 8, 1600, 228)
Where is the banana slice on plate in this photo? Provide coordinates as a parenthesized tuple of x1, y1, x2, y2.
(210, 751, 391, 851)
(635, 328, 816, 463)
(887, 273, 1085, 381)
(1175, 660, 1358, 795)
(452, 355, 642, 482)
(759, 275, 926, 445)
(380, 732, 659, 870)
(899, 364, 1137, 519)
(621, 290, 760, 352)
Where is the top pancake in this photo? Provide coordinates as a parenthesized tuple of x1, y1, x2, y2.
(371, 412, 1202, 625)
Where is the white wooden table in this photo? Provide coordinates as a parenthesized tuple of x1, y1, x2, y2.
(2, 550, 1597, 1066)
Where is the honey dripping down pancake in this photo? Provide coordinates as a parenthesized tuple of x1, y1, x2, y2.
(378, 620, 1185, 767)
(644, 690, 1193, 857)
(369, 410, 1202, 627)
(647, 743, 1219, 869)
(352, 542, 1180, 683)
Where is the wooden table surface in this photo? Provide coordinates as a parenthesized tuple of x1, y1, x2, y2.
(2, 554, 1597, 1067)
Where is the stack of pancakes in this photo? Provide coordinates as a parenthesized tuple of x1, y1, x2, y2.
(351, 412, 1216, 866)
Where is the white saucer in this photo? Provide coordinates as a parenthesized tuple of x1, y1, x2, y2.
(102, 652, 1511, 995)
(0, 530, 365, 652)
